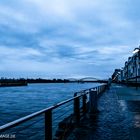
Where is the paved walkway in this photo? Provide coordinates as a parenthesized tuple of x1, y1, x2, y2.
(67, 85, 140, 140)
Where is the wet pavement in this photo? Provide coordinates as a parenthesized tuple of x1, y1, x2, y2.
(67, 85, 140, 140)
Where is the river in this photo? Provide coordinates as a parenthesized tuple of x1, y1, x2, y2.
(0, 83, 100, 139)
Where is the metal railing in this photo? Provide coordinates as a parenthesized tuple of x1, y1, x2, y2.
(0, 84, 108, 140)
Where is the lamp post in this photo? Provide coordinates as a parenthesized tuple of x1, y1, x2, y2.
(133, 47, 140, 90)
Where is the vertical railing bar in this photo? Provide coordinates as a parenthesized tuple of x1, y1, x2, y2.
(89, 90, 98, 114)
(82, 94, 87, 114)
(74, 95, 80, 125)
(45, 109, 52, 140)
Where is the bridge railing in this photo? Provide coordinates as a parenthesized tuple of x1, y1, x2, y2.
(0, 84, 108, 140)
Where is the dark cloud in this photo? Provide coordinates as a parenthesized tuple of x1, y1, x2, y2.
(0, 0, 140, 78)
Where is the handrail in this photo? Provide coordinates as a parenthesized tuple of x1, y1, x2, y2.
(0, 87, 92, 132)
(0, 84, 108, 140)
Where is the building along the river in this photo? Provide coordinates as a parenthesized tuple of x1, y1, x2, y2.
(112, 47, 140, 84)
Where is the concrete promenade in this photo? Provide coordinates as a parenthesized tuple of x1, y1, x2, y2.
(67, 84, 140, 140)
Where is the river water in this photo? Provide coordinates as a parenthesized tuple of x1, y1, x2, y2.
(0, 83, 100, 139)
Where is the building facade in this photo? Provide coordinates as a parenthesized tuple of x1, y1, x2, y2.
(112, 47, 140, 84)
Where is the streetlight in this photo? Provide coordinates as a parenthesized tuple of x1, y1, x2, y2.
(133, 47, 140, 54)
(133, 47, 140, 90)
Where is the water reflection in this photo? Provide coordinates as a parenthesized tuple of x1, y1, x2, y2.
(134, 114, 140, 128)
(118, 100, 127, 111)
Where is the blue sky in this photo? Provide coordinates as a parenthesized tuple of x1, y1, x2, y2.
(0, 0, 140, 79)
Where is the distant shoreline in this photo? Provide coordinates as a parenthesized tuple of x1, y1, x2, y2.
(0, 78, 108, 87)
(0, 82, 28, 87)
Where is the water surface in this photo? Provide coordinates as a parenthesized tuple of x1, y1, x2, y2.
(0, 83, 99, 125)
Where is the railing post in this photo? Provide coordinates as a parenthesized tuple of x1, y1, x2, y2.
(104, 85, 106, 91)
(98, 86, 100, 94)
(89, 90, 98, 114)
(45, 109, 52, 140)
(74, 93, 80, 125)
(82, 94, 87, 114)
(96, 87, 99, 94)
(101, 86, 103, 93)
(102, 85, 104, 92)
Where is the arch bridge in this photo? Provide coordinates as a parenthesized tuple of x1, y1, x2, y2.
(67, 77, 108, 83)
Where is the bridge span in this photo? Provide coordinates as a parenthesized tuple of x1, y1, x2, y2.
(66, 77, 108, 83)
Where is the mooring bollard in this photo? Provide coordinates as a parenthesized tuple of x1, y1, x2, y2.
(89, 90, 98, 114)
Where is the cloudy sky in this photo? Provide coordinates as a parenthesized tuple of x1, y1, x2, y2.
(0, 0, 140, 79)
